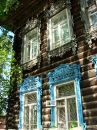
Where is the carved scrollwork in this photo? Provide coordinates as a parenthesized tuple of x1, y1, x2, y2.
(78, 0, 97, 48)
(22, 18, 39, 34)
(91, 55, 97, 79)
(21, 17, 41, 70)
(18, 76, 42, 129)
(47, 63, 85, 128)
(47, 63, 81, 84)
(46, 0, 77, 63)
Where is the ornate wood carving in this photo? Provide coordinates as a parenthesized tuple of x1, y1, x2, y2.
(18, 76, 42, 130)
(21, 18, 41, 70)
(47, 63, 86, 128)
(91, 55, 97, 79)
(45, 0, 77, 63)
(78, 0, 97, 48)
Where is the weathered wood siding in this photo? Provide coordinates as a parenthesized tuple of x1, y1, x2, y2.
(6, 0, 97, 130)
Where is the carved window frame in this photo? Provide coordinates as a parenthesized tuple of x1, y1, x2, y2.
(46, 0, 77, 63)
(47, 63, 86, 129)
(78, 0, 97, 48)
(18, 76, 42, 130)
(21, 18, 41, 70)
(91, 55, 97, 78)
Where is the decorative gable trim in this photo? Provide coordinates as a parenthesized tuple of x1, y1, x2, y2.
(18, 76, 42, 130)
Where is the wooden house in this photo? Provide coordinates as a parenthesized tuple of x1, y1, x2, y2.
(5, 0, 97, 130)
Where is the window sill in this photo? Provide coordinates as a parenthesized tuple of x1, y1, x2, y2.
(48, 42, 71, 56)
(47, 40, 77, 63)
(21, 56, 41, 70)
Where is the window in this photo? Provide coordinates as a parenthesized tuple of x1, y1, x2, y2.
(49, 9, 71, 50)
(21, 18, 41, 69)
(18, 76, 42, 130)
(55, 82, 78, 129)
(23, 28, 38, 63)
(46, 0, 77, 63)
(47, 64, 85, 129)
(79, 0, 97, 47)
(86, 0, 97, 31)
(23, 92, 37, 130)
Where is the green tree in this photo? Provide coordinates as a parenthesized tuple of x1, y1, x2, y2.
(0, 0, 22, 114)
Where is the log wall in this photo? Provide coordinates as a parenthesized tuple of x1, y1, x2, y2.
(6, 0, 97, 130)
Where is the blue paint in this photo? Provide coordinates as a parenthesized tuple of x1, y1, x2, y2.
(91, 55, 97, 79)
(47, 63, 86, 129)
(18, 76, 42, 130)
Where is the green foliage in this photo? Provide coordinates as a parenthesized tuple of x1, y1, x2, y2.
(69, 121, 78, 130)
(0, 0, 19, 18)
(0, 28, 23, 114)
(0, 0, 19, 30)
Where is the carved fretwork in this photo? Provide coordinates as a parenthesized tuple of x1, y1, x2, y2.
(18, 76, 42, 130)
(47, 63, 86, 129)
(45, 0, 77, 63)
(22, 18, 39, 34)
(91, 55, 97, 79)
(78, 0, 97, 48)
(21, 18, 41, 70)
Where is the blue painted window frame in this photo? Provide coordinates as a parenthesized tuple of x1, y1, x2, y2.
(47, 63, 86, 129)
(18, 76, 42, 130)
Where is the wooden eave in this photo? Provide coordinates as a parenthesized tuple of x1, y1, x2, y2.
(1, 0, 48, 31)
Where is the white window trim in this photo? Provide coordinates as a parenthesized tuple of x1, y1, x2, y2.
(21, 18, 41, 70)
(49, 9, 72, 51)
(23, 27, 39, 63)
(54, 80, 79, 129)
(46, 0, 77, 63)
(22, 91, 37, 130)
(79, 0, 97, 47)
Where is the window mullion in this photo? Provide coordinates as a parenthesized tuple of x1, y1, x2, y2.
(65, 98, 68, 130)
(59, 24, 61, 46)
(30, 40, 32, 60)
(29, 105, 31, 130)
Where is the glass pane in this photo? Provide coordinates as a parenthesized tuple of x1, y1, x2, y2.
(26, 44, 30, 61)
(57, 99, 65, 106)
(90, 11, 97, 29)
(61, 23, 70, 44)
(57, 107, 66, 128)
(53, 27, 60, 46)
(51, 9, 67, 25)
(32, 39, 38, 58)
(24, 106, 29, 128)
(24, 93, 37, 104)
(57, 83, 75, 98)
(67, 98, 78, 128)
(30, 105, 37, 129)
(57, 99, 66, 128)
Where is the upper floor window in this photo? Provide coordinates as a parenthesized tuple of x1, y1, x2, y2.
(79, 0, 97, 47)
(86, 0, 97, 31)
(21, 18, 41, 70)
(46, 0, 77, 63)
(23, 28, 39, 63)
(49, 9, 71, 50)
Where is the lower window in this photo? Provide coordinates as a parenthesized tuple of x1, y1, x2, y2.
(23, 92, 37, 130)
(55, 82, 78, 129)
